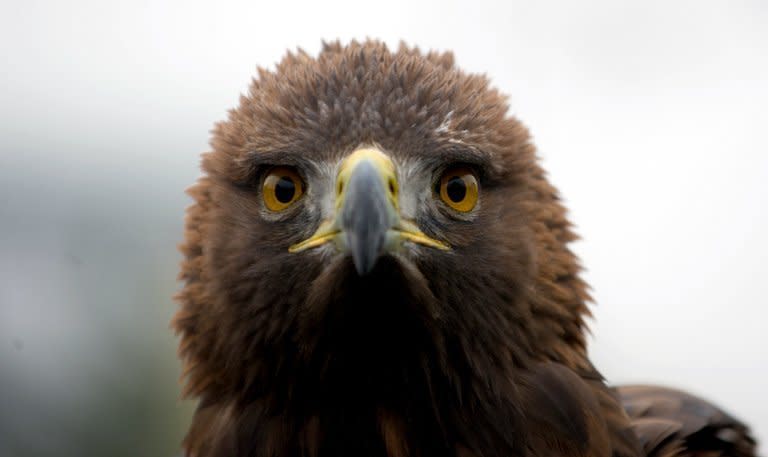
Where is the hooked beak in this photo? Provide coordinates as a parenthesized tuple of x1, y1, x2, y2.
(289, 147, 448, 275)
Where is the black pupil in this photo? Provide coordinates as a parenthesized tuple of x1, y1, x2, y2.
(446, 176, 466, 202)
(275, 177, 296, 203)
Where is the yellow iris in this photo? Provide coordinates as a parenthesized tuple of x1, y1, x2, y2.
(438, 167, 478, 212)
(263, 166, 304, 211)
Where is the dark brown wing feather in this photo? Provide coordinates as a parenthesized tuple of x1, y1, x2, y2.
(518, 363, 644, 457)
(617, 385, 758, 457)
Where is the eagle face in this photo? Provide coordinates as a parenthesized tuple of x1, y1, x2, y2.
(175, 41, 601, 457)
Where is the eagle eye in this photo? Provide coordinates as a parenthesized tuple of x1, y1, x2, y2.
(263, 166, 304, 211)
(437, 166, 479, 212)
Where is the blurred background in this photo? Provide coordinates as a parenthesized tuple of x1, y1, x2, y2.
(1, 0, 766, 455)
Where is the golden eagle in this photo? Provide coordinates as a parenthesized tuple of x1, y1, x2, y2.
(173, 40, 757, 457)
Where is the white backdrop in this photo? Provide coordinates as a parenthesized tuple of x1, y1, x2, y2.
(1, 0, 766, 453)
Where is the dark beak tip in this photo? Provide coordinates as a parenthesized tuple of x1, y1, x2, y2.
(353, 258, 376, 276)
(348, 236, 382, 276)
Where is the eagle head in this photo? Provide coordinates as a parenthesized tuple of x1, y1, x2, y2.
(174, 40, 607, 457)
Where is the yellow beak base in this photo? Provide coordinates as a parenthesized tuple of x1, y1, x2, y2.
(289, 148, 449, 263)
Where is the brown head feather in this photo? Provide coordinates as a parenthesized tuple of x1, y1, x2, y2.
(174, 39, 637, 457)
